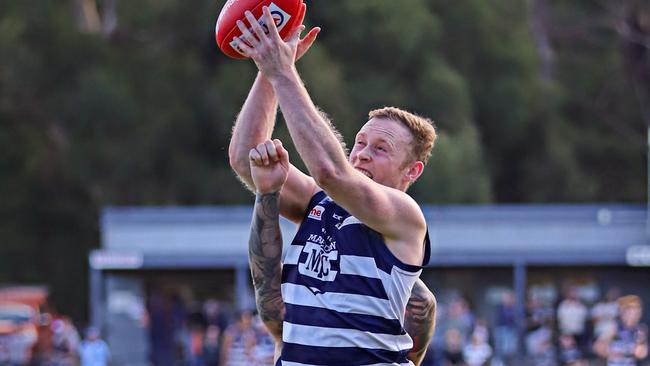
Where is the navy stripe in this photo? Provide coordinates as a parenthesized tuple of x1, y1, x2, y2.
(422, 229, 431, 266)
(366, 229, 424, 273)
(283, 264, 389, 300)
(281, 343, 410, 365)
(284, 303, 404, 335)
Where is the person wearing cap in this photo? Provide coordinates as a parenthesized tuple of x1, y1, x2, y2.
(593, 295, 648, 366)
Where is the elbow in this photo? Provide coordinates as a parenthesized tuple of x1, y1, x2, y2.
(311, 164, 346, 189)
(228, 146, 248, 175)
(424, 288, 437, 318)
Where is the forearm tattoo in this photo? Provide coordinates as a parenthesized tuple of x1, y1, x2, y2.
(404, 279, 436, 366)
(249, 192, 285, 339)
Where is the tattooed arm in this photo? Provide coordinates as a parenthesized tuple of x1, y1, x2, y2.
(249, 192, 285, 341)
(404, 278, 437, 366)
(248, 139, 290, 342)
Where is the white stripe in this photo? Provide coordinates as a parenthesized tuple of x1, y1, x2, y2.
(281, 283, 397, 320)
(283, 322, 413, 350)
(378, 267, 420, 324)
(337, 215, 362, 229)
(284, 245, 303, 265)
(339, 255, 381, 278)
(282, 362, 413, 366)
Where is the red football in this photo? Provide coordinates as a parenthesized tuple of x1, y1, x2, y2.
(215, 0, 304, 59)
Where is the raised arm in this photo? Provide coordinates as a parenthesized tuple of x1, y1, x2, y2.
(249, 191, 284, 340)
(234, 8, 426, 264)
(404, 279, 437, 366)
(228, 72, 278, 187)
(247, 139, 291, 341)
(227, 5, 320, 223)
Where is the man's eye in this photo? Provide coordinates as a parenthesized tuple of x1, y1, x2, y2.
(356, 141, 366, 146)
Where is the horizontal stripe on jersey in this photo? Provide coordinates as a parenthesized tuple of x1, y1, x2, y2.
(283, 322, 413, 350)
(280, 343, 412, 365)
(286, 247, 381, 277)
(284, 303, 404, 335)
(283, 264, 389, 299)
(282, 282, 396, 320)
(281, 362, 413, 366)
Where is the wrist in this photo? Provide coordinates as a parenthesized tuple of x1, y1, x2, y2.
(255, 190, 281, 196)
(267, 65, 299, 87)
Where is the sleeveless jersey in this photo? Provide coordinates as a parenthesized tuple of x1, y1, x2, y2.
(279, 191, 431, 366)
(607, 323, 645, 366)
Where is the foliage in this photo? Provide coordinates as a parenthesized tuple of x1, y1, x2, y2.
(0, 0, 647, 320)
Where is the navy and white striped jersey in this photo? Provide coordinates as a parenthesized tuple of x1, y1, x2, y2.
(279, 191, 431, 366)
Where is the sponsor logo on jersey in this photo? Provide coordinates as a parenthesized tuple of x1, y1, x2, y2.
(308, 205, 325, 221)
(298, 233, 338, 281)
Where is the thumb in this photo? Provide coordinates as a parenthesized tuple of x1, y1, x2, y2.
(273, 139, 289, 165)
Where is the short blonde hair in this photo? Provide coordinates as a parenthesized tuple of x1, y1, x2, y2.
(368, 107, 437, 165)
(618, 295, 642, 309)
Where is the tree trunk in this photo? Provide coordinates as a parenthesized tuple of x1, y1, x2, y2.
(529, 0, 555, 82)
(102, 0, 118, 38)
(71, 0, 101, 33)
(622, 0, 650, 127)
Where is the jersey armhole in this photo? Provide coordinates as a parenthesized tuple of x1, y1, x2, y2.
(300, 190, 327, 220)
(422, 229, 431, 267)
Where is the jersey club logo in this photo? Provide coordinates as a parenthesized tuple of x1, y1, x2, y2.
(298, 232, 338, 281)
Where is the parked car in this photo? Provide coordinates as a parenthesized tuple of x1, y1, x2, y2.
(0, 302, 38, 365)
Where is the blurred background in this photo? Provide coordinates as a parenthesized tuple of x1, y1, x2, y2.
(1, 0, 649, 365)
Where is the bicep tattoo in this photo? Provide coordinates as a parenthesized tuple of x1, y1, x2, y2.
(249, 192, 285, 339)
(404, 279, 436, 365)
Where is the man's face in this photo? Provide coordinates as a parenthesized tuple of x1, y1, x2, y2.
(349, 117, 415, 190)
(621, 305, 642, 328)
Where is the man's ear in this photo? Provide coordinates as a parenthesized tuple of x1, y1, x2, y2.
(405, 161, 424, 183)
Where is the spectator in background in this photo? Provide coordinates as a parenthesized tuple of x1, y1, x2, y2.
(557, 287, 588, 351)
(462, 322, 492, 366)
(592, 288, 621, 339)
(148, 291, 175, 366)
(250, 314, 274, 365)
(203, 299, 229, 334)
(526, 324, 557, 366)
(442, 328, 465, 366)
(494, 290, 517, 364)
(48, 317, 80, 366)
(171, 294, 187, 359)
(593, 295, 648, 366)
(447, 298, 475, 343)
(181, 322, 204, 366)
(220, 310, 256, 366)
(202, 325, 221, 366)
(79, 327, 110, 366)
(558, 334, 585, 366)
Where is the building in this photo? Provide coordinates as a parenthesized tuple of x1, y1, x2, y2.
(90, 204, 650, 365)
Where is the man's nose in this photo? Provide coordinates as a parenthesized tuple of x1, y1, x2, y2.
(357, 146, 371, 161)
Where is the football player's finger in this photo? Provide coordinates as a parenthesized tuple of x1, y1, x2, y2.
(288, 25, 305, 45)
(274, 139, 289, 165)
(232, 37, 254, 57)
(263, 6, 281, 41)
(245, 11, 267, 43)
(301, 27, 320, 45)
(236, 20, 259, 47)
(256, 143, 270, 165)
(249, 148, 262, 165)
(264, 140, 278, 162)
